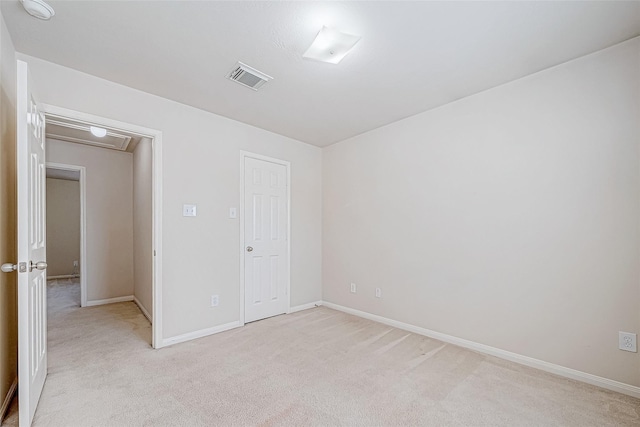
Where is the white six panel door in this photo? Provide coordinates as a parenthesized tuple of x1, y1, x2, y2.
(244, 157, 289, 323)
(17, 60, 47, 427)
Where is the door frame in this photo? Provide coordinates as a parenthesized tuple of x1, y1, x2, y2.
(239, 151, 291, 326)
(45, 162, 87, 307)
(40, 104, 164, 349)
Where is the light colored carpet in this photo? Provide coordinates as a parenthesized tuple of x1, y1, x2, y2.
(2, 279, 639, 426)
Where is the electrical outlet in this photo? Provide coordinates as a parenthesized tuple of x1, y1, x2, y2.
(375, 288, 382, 298)
(350, 283, 357, 293)
(210, 295, 219, 307)
(183, 204, 197, 217)
(619, 332, 637, 352)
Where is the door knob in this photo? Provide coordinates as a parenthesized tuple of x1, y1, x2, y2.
(29, 261, 47, 272)
(246, 246, 253, 252)
(1, 263, 17, 273)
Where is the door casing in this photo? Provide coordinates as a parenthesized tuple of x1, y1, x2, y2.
(45, 162, 87, 306)
(40, 104, 164, 349)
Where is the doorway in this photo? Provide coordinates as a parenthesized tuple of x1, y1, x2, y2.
(240, 152, 291, 324)
(45, 163, 86, 307)
(41, 104, 163, 348)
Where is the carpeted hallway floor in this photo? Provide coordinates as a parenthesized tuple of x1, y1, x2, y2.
(2, 279, 639, 426)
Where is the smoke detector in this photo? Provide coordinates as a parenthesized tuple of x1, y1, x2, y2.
(22, 0, 55, 20)
(226, 62, 273, 91)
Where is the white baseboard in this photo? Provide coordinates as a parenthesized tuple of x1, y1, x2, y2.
(133, 296, 152, 323)
(47, 274, 80, 280)
(0, 377, 17, 424)
(289, 300, 323, 313)
(162, 321, 241, 347)
(85, 295, 134, 307)
(321, 301, 640, 399)
(159, 302, 322, 349)
(159, 301, 323, 349)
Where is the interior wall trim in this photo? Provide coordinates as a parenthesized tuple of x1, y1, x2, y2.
(85, 295, 134, 307)
(321, 301, 640, 399)
(41, 103, 163, 350)
(162, 321, 241, 348)
(0, 377, 17, 423)
(46, 275, 79, 280)
(289, 301, 322, 314)
(133, 296, 152, 323)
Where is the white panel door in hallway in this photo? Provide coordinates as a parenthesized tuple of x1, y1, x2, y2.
(17, 60, 48, 426)
(243, 156, 289, 323)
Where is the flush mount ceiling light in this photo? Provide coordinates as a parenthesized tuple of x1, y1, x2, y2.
(90, 126, 107, 138)
(21, 0, 55, 20)
(303, 26, 361, 64)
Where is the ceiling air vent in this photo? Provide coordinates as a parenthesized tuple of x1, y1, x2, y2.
(226, 62, 273, 91)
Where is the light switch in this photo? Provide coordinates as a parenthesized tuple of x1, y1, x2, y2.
(229, 207, 237, 219)
(183, 204, 197, 217)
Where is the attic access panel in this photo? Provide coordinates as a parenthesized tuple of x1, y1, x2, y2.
(44, 115, 141, 152)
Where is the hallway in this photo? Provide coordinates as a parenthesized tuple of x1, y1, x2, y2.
(2, 279, 151, 425)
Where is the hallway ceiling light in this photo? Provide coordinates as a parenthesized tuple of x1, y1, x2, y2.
(303, 26, 361, 64)
(21, 0, 55, 20)
(90, 126, 107, 138)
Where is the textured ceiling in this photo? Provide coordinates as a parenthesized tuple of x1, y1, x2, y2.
(2, 1, 639, 147)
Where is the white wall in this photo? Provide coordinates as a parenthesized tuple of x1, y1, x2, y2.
(0, 7, 18, 414)
(323, 38, 640, 387)
(46, 178, 80, 277)
(14, 23, 639, 392)
(24, 54, 323, 340)
(47, 139, 134, 302)
(133, 139, 152, 318)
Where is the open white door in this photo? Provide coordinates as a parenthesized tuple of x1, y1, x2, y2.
(17, 59, 48, 426)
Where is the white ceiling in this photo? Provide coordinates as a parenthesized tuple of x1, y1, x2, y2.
(2, 1, 639, 147)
